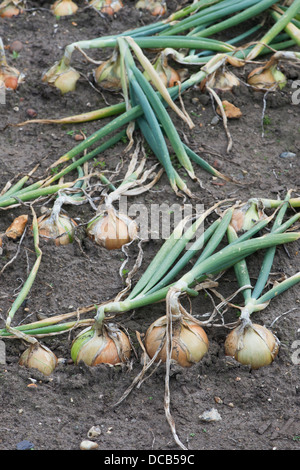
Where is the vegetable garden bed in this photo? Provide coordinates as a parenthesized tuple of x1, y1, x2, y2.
(0, 0, 299, 451)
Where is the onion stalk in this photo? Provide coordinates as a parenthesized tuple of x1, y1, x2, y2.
(247, 0, 300, 60)
(270, 6, 300, 47)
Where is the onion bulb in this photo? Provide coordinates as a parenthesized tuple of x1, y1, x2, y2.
(135, 0, 167, 16)
(19, 343, 58, 376)
(224, 322, 280, 370)
(87, 208, 138, 250)
(0, 37, 23, 89)
(36, 209, 77, 246)
(200, 68, 240, 93)
(247, 58, 287, 91)
(144, 315, 209, 367)
(0, 0, 24, 18)
(71, 324, 131, 366)
(94, 49, 122, 92)
(89, 0, 123, 15)
(51, 0, 78, 16)
(230, 202, 263, 234)
(149, 53, 181, 88)
(42, 62, 80, 94)
(0, 64, 23, 90)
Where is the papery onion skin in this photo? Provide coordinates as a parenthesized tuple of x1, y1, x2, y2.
(230, 202, 261, 233)
(0, 64, 22, 90)
(87, 212, 137, 250)
(225, 323, 279, 370)
(4, 75, 18, 90)
(54, 69, 80, 94)
(151, 55, 181, 88)
(247, 66, 287, 91)
(19, 344, 58, 376)
(136, 0, 166, 16)
(42, 64, 80, 94)
(144, 316, 209, 367)
(36, 213, 77, 246)
(71, 326, 131, 366)
(90, 0, 123, 15)
(0, 3, 23, 18)
(94, 57, 122, 92)
(51, 0, 78, 16)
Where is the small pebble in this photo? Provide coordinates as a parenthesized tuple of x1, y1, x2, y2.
(80, 440, 99, 450)
(214, 396, 223, 404)
(199, 408, 222, 422)
(9, 40, 23, 53)
(279, 152, 296, 159)
(74, 134, 84, 141)
(87, 426, 101, 439)
(16, 440, 34, 450)
(211, 116, 219, 126)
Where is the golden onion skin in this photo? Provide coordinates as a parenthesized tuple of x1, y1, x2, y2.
(51, 0, 78, 17)
(19, 344, 58, 376)
(144, 316, 209, 367)
(71, 326, 131, 366)
(87, 212, 137, 250)
(225, 323, 279, 370)
(54, 69, 80, 94)
(247, 65, 287, 91)
(42, 64, 80, 94)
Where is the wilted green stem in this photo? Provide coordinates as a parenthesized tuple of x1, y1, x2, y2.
(4, 209, 42, 344)
(247, 0, 300, 59)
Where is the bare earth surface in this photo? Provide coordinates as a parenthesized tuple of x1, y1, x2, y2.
(0, 1, 299, 453)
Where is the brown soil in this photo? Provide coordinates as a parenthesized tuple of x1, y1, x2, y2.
(0, 1, 299, 452)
